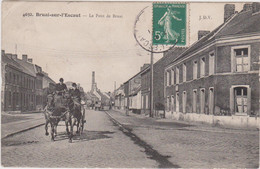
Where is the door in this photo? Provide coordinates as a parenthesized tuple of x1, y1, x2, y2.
(182, 92, 186, 113)
(234, 87, 247, 114)
(209, 88, 214, 114)
(171, 95, 174, 113)
(12, 92, 16, 111)
(167, 96, 170, 111)
(176, 93, 179, 112)
(193, 90, 197, 113)
(200, 89, 205, 114)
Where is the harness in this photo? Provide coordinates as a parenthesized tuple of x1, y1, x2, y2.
(44, 93, 82, 120)
(44, 107, 69, 120)
(49, 111, 69, 120)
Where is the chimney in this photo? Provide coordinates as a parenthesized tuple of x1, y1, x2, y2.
(252, 2, 260, 13)
(140, 63, 150, 71)
(243, 3, 253, 11)
(22, 54, 28, 62)
(1, 50, 5, 55)
(91, 71, 96, 91)
(11, 54, 17, 60)
(27, 58, 33, 63)
(224, 4, 235, 22)
(92, 71, 95, 84)
(198, 30, 210, 40)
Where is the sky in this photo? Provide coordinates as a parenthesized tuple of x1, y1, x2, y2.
(2, 1, 244, 92)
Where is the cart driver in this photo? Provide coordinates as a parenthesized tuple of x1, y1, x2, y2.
(55, 78, 67, 96)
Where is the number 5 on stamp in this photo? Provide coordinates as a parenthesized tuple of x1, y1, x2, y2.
(153, 3, 186, 46)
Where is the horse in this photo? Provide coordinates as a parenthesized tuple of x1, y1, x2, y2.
(43, 94, 54, 137)
(43, 92, 71, 141)
(66, 96, 84, 143)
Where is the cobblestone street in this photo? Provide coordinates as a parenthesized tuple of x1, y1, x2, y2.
(1, 109, 259, 168)
(1, 110, 157, 168)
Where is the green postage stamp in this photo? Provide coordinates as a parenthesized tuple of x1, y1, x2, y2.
(153, 3, 186, 46)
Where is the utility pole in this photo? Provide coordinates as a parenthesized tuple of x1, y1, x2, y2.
(150, 33, 154, 118)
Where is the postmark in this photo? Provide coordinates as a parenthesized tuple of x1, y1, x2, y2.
(134, 3, 188, 53)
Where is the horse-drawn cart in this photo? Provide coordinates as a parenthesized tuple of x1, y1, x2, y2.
(43, 92, 86, 142)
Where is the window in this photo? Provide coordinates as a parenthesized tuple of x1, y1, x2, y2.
(193, 60, 198, 79)
(5, 73, 9, 83)
(193, 89, 197, 113)
(183, 63, 186, 82)
(13, 74, 16, 84)
(146, 95, 149, 109)
(176, 67, 179, 84)
(231, 46, 250, 72)
(171, 69, 175, 85)
(209, 52, 215, 75)
(17, 75, 20, 85)
(9, 72, 12, 84)
(200, 57, 205, 77)
(166, 71, 170, 86)
(141, 95, 144, 109)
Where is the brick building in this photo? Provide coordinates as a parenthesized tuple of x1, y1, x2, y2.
(140, 48, 186, 116)
(124, 67, 143, 114)
(114, 84, 125, 110)
(1, 50, 54, 112)
(14, 55, 44, 110)
(2, 51, 37, 111)
(164, 3, 260, 118)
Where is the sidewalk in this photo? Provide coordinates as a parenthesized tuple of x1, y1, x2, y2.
(112, 108, 259, 131)
(108, 110, 257, 133)
(107, 109, 259, 168)
(1, 112, 45, 138)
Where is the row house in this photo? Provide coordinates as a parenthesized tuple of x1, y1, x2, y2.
(140, 48, 186, 116)
(12, 54, 45, 110)
(164, 3, 260, 117)
(114, 84, 125, 110)
(1, 50, 54, 112)
(1, 51, 36, 111)
(140, 65, 150, 115)
(124, 68, 143, 114)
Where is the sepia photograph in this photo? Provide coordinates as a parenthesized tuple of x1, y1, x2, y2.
(1, 1, 259, 168)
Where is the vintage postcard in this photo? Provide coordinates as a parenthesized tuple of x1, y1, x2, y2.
(1, 1, 259, 168)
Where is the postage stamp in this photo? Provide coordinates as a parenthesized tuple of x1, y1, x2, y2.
(153, 3, 186, 46)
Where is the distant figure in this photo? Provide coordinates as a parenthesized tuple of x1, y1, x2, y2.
(55, 78, 67, 96)
(158, 7, 182, 43)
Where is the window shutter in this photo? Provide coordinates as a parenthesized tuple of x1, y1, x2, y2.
(247, 87, 251, 115)
(230, 87, 234, 114)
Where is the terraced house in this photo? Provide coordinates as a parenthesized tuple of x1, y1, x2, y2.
(164, 3, 260, 120)
(1, 50, 55, 112)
